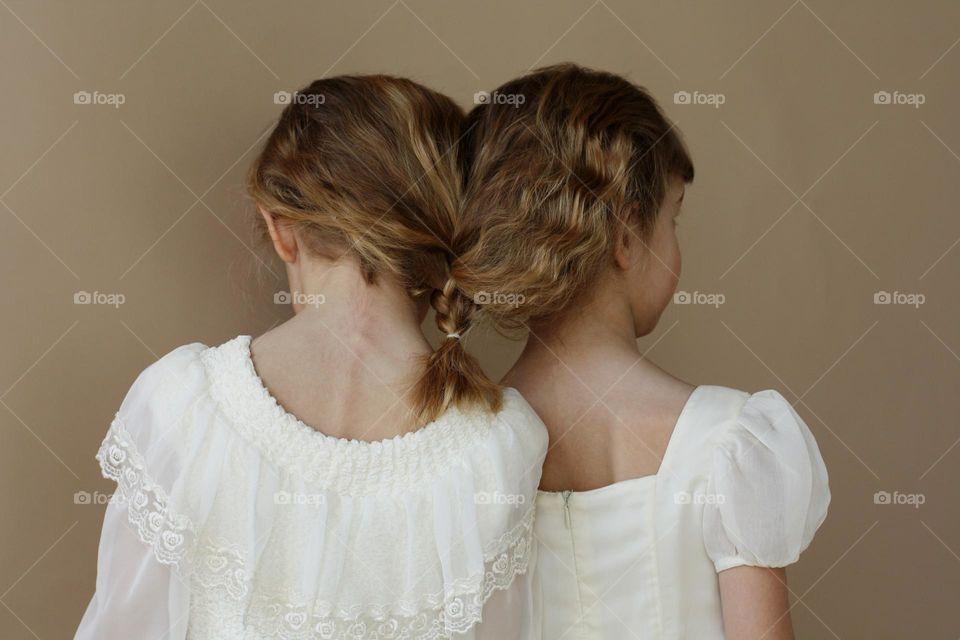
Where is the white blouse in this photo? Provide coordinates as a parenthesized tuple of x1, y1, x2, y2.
(533, 385, 830, 639)
(75, 336, 549, 640)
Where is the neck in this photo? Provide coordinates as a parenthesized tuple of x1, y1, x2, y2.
(284, 260, 431, 358)
(518, 284, 640, 373)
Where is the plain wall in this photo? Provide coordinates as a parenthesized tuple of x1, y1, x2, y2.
(1, 1, 958, 637)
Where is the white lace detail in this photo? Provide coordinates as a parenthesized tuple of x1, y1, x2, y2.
(98, 415, 536, 639)
(192, 538, 249, 601)
(97, 417, 195, 566)
(200, 336, 503, 497)
(242, 513, 534, 639)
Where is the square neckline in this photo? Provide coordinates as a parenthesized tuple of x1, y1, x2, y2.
(536, 384, 704, 498)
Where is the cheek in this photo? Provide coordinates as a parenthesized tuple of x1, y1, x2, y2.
(656, 231, 682, 292)
(659, 258, 680, 309)
(669, 240, 681, 286)
(638, 234, 681, 310)
(651, 236, 681, 313)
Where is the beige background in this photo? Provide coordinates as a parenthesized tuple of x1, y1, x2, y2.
(2, 1, 958, 638)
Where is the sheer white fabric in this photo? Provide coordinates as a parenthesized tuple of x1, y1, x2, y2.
(76, 336, 548, 640)
(703, 390, 830, 572)
(533, 386, 830, 639)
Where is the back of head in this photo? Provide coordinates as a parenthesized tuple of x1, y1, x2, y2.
(454, 64, 695, 328)
(248, 75, 501, 424)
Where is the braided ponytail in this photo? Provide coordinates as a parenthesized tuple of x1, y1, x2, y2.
(249, 74, 503, 426)
(412, 276, 502, 423)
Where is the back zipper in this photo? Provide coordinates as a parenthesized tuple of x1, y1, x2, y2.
(559, 489, 586, 619)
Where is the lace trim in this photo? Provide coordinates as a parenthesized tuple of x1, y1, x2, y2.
(98, 416, 536, 639)
(97, 416, 195, 566)
(199, 336, 513, 496)
(243, 512, 534, 639)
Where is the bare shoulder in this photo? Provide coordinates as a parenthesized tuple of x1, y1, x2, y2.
(509, 353, 697, 491)
(606, 358, 696, 423)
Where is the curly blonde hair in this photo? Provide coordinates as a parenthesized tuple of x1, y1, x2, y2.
(248, 75, 501, 424)
(452, 64, 695, 329)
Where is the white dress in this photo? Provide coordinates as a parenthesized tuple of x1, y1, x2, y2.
(533, 385, 830, 639)
(75, 336, 549, 640)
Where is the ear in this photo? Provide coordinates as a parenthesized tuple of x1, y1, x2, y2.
(258, 205, 298, 264)
(612, 218, 634, 271)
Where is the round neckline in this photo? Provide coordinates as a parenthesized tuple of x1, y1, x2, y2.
(536, 384, 703, 498)
(235, 334, 521, 449)
(200, 335, 539, 494)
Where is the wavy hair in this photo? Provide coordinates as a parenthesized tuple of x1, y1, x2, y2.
(453, 64, 695, 329)
(248, 75, 501, 424)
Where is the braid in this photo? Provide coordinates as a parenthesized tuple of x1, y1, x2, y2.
(412, 275, 502, 422)
(431, 277, 473, 338)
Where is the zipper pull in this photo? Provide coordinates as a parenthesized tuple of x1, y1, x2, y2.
(562, 490, 573, 529)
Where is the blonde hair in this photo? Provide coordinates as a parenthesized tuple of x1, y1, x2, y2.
(453, 64, 695, 329)
(248, 75, 501, 424)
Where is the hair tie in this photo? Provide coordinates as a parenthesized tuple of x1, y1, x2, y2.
(446, 332, 461, 340)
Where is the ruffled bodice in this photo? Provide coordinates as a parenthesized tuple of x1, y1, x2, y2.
(78, 336, 549, 640)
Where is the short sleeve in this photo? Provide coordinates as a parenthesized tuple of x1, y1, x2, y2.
(75, 343, 206, 639)
(702, 390, 830, 572)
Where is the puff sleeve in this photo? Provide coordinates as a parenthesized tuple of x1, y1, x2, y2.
(74, 343, 206, 640)
(702, 390, 830, 572)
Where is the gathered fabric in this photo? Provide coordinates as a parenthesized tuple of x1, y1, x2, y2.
(76, 336, 548, 640)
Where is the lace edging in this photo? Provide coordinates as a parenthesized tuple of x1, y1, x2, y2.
(97, 416, 536, 639)
(242, 509, 535, 639)
(97, 416, 195, 567)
